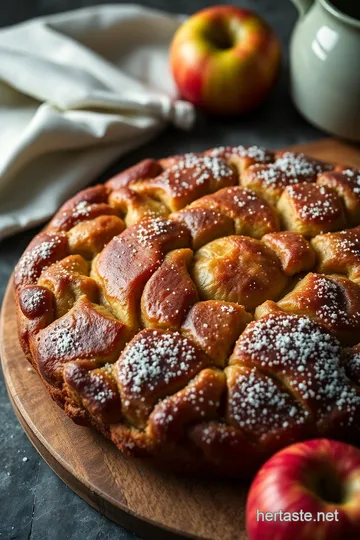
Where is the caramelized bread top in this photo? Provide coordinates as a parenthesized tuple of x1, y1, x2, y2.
(15, 146, 360, 475)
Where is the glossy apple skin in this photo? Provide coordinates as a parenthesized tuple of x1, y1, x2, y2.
(170, 5, 281, 115)
(246, 439, 360, 540)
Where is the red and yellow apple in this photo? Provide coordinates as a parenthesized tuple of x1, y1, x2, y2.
(170, 5, 281, 115)
(246, 439, 360, 540)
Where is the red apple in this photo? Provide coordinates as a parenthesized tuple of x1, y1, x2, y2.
(170, 5, 281, 115)
(246, 439, 360, 540)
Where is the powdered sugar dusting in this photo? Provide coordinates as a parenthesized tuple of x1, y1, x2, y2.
(342, 169, 360, 195)
(229, 367, 308, 433)
(286, 184, 341, 221)
(24, 288, 47, 312)
(48, 325, 82, 358)
(69, 364, 116, 405)
(16, 235, 63, 283)
(197, 423, 241, 446)
(15, 144, 360, 461)
(70, 200, 92, 219)
(232, 188, 267, 214)
(249, 153, 332, 188)
(345, 352, 360, 382)
(152, 378, 220, 428)
(275, 152, 331, 177)
(235, 314, 360, 424)
(238, 314, 339, 367)
(220, 304, 236, 314)
(208, 145, 273, 163)
(307, 275, 360, 328)
(117, 331, 200, 397)
(328, 229, 360, 257)
(133, 218, 182, 248)
(159, 155, 234, 198)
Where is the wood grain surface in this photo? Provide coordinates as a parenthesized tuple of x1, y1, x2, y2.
(1, 138, 359, 540)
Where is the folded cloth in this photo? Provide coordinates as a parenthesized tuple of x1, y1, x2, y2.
(0, 4, 195, 240)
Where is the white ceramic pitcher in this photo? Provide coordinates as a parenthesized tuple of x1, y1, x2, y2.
(290, 0, 360, 141)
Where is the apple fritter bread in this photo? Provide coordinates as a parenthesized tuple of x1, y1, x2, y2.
(14, 146, 360, 476)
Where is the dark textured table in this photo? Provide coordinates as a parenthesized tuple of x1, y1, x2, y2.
(0, 1, 325, 539)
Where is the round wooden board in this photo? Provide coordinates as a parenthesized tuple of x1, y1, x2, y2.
(0, 279, 248, 540)
(3, 139, 358, 540)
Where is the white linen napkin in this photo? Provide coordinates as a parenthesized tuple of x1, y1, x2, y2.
(0, 4, 195, 240)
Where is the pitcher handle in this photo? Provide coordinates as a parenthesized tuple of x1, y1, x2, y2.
(290, 0, 314, 17)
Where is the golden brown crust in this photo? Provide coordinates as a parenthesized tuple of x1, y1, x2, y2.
(262, 231, 316, 275)
(170, 207, 234, 250)
(67, 215, 125, 257)
(64, 361, 122, 425)
(240, 151, 333, 206)
(38, 255, 99, 318)
(14, 232, 69, 290)
(230, 313, 360, 443)
(258, 273, 360, 345)
(311, 226, 360, 283)
(47, 185, 117, 233)
(277, 184, 347, 236)
(317, 168, 360, 226)
(14, 145, 360, 477)
(114, 329, 210, 428)
(192, 236, 288, 310)
(205, 144, 274, 174)
(225, 363, 313, 452)
(105, 159, 163, 190)
(108, 187, 169, 227)
(33, 297, 128, 388)
(17, 285, 55, 360)
(147, 368, 225, 445)
(189, 186, 280, 238)
(141, 248, 198, 330)
(181, 301, 251, 366)
(93, 218, 190, 329)
(132, 154, 237, 211)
